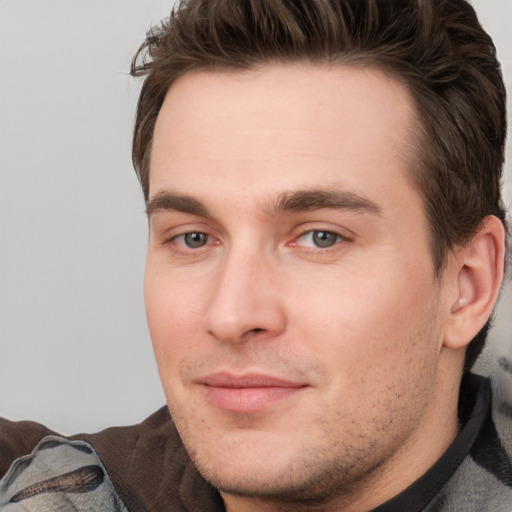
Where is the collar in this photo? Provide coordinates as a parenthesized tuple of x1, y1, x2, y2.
(370, 373, 491, 512)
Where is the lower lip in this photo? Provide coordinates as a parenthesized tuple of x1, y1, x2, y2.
(201, 385, 305, 412)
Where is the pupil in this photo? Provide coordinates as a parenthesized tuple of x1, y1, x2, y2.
(313, 231, 336, 248)
(185, 233, 207, 248)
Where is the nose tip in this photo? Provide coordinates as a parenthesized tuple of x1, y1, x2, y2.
(206, 299, 286, 344)
(203, 259, 286, 344)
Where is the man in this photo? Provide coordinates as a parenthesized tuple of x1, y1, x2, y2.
(0, 0, 510, 510)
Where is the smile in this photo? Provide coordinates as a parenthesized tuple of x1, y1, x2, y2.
(197, 373, 309, 413)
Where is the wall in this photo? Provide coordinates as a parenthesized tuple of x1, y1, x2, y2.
(0, 0, 511, 434)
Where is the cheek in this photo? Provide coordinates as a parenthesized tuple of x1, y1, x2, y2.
(144, 268, 205, 377)
(287, 261, 438, 367)
(304, 275, 441, 420)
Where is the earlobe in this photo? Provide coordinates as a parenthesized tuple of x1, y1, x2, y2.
(443, 215, 506, 350)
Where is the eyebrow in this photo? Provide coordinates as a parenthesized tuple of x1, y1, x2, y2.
(146, 192, 210, 218)
(265, 189, 382, 216)
(146, 188, 381, 219)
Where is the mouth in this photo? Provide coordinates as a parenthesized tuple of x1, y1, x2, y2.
(197, 372, 309, 413)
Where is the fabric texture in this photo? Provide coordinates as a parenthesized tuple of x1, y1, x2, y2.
(0, 436, 128, 511)
(1, 372, 511, 511)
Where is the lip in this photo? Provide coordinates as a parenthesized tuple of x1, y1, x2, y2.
(197, 372, 308, 412)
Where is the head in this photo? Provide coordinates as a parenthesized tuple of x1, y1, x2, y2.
(132, 0, 507, 371)
(132, 1, 507, 509)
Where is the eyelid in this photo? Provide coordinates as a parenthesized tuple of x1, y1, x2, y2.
(157, 221, 221, 248)
(290, 229, 347, 248)
(289, 221, 354, 243)
(168, 231, 218, 249)
(150, 211, 217, 236)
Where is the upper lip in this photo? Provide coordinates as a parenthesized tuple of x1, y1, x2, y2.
(198, 372, 307, 388)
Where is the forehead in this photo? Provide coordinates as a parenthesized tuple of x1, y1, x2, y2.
(149, 63, 419, 209)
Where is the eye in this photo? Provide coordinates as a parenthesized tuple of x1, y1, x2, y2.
(297, 230, 343, 248)
(174, 232, 211, 249)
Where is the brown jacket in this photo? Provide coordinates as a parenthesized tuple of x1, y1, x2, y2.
(0, 406, 224, 511)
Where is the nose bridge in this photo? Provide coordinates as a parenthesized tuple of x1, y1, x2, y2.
(204, 238, 285, 343)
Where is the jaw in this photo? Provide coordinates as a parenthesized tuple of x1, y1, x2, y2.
(166, 351, 459, 512)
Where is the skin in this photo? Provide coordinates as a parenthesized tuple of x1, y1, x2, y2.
(144, 64, 491, 511)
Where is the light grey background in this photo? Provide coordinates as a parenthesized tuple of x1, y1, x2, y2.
(1, 0, 511, 434)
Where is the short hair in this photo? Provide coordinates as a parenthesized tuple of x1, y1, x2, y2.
(131, 0, 507, 370)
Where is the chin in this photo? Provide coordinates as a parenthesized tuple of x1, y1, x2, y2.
(183, 429, 365, 507)
(197, 457, 360, 508)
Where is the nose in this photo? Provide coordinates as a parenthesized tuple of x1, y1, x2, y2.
(203, 248, 286, 344)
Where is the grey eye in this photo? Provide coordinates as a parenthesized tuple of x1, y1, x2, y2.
(312, 231, 339, 248)
(184, 232, 209, 248)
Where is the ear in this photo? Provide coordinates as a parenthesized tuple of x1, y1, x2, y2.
(443, 215, 506, 350)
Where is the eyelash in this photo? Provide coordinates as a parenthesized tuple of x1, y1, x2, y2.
(165, 228, 348, 252)
(291, 229, 348, 250)
(166, 232, 217, 249)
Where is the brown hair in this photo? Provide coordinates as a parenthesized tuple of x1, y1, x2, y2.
(131, 0, 507, 369)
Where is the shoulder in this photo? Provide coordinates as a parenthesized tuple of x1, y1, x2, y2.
(0, 435, 129, 511)
(0, 407, 177, 481)
(490, 356, 512, 463)
(429, 367, 512, 511)
(0, 417, 57, 479)
(70, 406, 192, 510)
(0, 407, 222, 511)
(70, 406, 223, 511)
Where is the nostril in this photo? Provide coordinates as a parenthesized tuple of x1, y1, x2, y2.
(239, 327, 266, 341)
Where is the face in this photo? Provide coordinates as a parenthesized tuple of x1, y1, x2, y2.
(145, 64, 452, 510)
